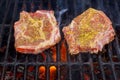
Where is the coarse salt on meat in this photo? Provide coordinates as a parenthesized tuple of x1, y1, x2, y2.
(62, 8, 115, 54)
(14, 10, 61, 54)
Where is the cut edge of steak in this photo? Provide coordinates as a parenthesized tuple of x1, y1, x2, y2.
(14, 10, 61, 54)
(62, 8, 115, 54)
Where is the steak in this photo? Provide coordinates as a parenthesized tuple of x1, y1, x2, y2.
(62, 8, 115, 54)
(14, 10, 61, 54)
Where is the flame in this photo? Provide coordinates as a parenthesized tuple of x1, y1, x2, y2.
(51, 47, 57, 62)
(39, 66, 57, 80)
(60, 40, 67, 62)
(50, 66, 56, 80)
(51, 40, 67, 62)
(38, 41, 66, 79)
(39, 66, 46, 80)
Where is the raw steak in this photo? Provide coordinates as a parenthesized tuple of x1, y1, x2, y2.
(14, 10, 61, 54)
(62, 8, 115, 54)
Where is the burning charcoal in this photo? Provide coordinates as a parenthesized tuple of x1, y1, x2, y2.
(84, 73, 90, 80)
(51, 36, 67, 63)
(50, 66, 57, 80)
(93, 62, 103, 79)
(27, 66, 35, 80)
(16, 65, 24, 79)
(4, 66, 14, 80)
(39, 66, 46, 80)
(51, 46, 57, 62)
(5, 71, 13, 80)
(60, 40, 67, 62)
(83, 65, 92, 80)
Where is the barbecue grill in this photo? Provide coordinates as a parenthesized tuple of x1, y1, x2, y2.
(0, 0, 120, 80)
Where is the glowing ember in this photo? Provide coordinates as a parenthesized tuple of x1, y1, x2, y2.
(5, 71, 13, 80)
(51, 40, 67, 62)
(50, 66, 56, 80)
(51, 46, 57, 62)
(60, 40, 67, 62)
(39, 66, 57, 80)
(39, 66, 46, 80)
(84, 73, 90, 80)
(27, 66, 35, 80)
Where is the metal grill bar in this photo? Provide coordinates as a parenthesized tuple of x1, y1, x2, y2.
(78, 54, 84, 80)
(39, 0, 43, 10)
(108, 44, 117, 80)
(89, 54, 95, 80)
(0, 0, 120, 80)
(0, 62, 120, 65)
(56, 44, 60, 80)
(12, 0, 19, 79)
(23, 55, 28, 80)
(1, 0, 14, 79)
(68, 54, 72, 80)
(98, 55, 106, 80)
(35, 57, 39, 80)
(0, 0, 12, 47)
(75, 1, 84, 80)
(114, 37, 120, 61)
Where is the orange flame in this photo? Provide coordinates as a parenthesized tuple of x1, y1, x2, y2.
(39, 66, 46, 80)
(51, 40, 67, 62)
(51, 46, 57, 62)
(39, 66, 57, 80)
(60, 40, 67, 62)
(39, 41, 67, 79)
(50, 66, 56, 80)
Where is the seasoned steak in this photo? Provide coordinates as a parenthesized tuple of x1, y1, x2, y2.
(62, 8, 115, 54)
(14, 10, 61, 54)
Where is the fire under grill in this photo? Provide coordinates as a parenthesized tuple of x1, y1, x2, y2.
(0, 0, 120, 80)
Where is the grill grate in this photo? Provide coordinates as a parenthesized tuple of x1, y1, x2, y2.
(0, 0, 120, 80)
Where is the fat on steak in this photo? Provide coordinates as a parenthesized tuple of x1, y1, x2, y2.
(14, 10, 61, 54)
(62, 8, 115, 54)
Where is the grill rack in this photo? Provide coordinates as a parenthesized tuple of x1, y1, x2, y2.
(0, 0, 120, 80)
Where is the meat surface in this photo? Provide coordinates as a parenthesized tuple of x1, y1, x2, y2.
(62, 8, 115, 54)
(14, 10, 61, 54)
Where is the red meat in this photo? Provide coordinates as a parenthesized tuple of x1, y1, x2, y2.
(62, 8, 115, 54)
(14, 10, 61, 54)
